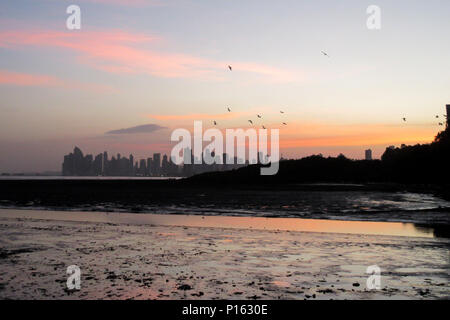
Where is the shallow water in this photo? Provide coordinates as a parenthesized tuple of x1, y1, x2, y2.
(1, 190, 449, 226)
(0, 208, 438, 238)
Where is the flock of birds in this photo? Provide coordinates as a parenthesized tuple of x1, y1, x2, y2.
(215, 52, 333, 128)
(402, 114, 447, 126)
(214, 60, 300, 128)
(214, 105, 287, 129)
(218, 51, 446, 129)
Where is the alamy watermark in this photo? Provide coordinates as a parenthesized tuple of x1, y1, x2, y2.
(170, 121, 280, 175)
(66, 5, 81, 30)
(366, 265, 381, 290)
(366, 5, 381, 30)
(66, 265, 81, 290)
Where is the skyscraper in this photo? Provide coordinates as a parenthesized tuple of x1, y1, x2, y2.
(139, 159, 147, 176)
(162, 154, 169, 176)
(153, 153, 161, 176)
(446, 104, 450, 128)
(102, 151, 108, 175)
(147, 157, 152, 176)
(365, 149, 373, 160)
(129, 154, 134, 175)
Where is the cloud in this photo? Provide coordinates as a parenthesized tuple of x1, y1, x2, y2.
(0, 70, 63, 86)
(0, 69, 113, 92)
(105, 124, 167, 134)
(0, 29, 297, 82)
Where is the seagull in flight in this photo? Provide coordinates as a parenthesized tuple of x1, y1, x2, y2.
(262, 125, 266, 129)
(438, 122, 443, 126)
(228, 65, 232, 71)
(213, 121, 217, 126)
(436, 115, 439, 118)
(402, 117, 407, 122)
(227, 107, 231, 112)
(248, 120, 253, 125)
(257, 114, 262, 118)
(282, 122, 287, 125)
(321, 51, 330, 57)
(280, 110, 284, 114)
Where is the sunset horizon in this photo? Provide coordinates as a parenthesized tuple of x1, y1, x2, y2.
(0, 0, 449, 308)
(1, 1, 449, 172)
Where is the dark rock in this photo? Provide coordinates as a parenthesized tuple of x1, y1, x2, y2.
(177, 284, 192, 291)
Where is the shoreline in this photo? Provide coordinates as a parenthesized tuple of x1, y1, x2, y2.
(0, 209, 448, 300)
(0, 180, 449, 228)
(0, 208, 437, 238)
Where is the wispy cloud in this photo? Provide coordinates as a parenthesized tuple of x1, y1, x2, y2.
(105, 124, 167, 134)
(0, 29, 297, 82)
(0, 69, 113, 92)
(0, 70, 63, 86)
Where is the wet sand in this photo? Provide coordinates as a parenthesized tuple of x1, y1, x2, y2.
(0, 209, 448, 300)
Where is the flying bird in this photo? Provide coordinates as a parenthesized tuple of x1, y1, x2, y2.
(257, 114, 262, 118)
(282, 122, 287, 125)
(280, 110, 284, 114)
(321, 51, 330, 57)
(262, 125, 266, 129)
(227, 107, 231, 112)
(436, 115, 439, 118)
(213, 121, 217, 125)
(248, 120, 253, 125)
(402, 118, 407, 122)
(228, 65, 232, 71)
(438, 122, 443, 126)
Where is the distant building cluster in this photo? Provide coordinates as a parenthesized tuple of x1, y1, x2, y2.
(62, 147, 249, 177)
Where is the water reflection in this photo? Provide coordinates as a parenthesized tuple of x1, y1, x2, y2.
(0, 209, 443, 239)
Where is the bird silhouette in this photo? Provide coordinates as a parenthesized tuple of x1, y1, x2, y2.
(280, 110, 284, 114)
(282, 122, 287, 125)
(228, 65, 232, 71)
(257, 114, 262, 118)
(262, 125, 266, 129)
(321, 51, 330, 57)
(436, 115, 439, 118)
(227, 107, 231, 112)
(438, 122, 443, 126)
(248, 120, 253, 125)
(213, 121, 217, 125)
(402, 118, 407, 122)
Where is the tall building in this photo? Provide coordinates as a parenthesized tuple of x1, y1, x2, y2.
(62, 146, 93, 176)
(102, 151, 108, 175)
(129, 154, 134, 175)
(146, 157, 152, 176)
(139, 159, 147, 175)
(93, 153, 103, 176)
(446, 104, 450, 128)
(153, 153, 161, 176)
(365, 149, 373, 160)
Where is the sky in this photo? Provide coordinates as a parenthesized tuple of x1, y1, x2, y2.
(0, 0, 449, 172)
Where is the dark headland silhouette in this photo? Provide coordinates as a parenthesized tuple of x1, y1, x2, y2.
(186, 127, 450, 187)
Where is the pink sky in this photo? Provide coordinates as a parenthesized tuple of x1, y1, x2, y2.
(0, 1, 448, 172)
